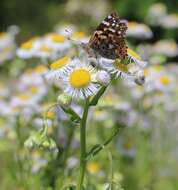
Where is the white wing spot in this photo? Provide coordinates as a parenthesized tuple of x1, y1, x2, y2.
(102, 21, 110, 26)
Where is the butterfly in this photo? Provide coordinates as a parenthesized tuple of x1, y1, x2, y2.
(82, 12, 128, 60)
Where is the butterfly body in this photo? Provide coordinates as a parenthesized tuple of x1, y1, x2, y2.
(87, 12, 128, 60)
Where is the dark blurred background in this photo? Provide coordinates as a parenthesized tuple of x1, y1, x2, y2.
(1, 0, 178, 40)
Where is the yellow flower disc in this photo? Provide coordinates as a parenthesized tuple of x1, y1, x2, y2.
(21, 40, 33, 49)
(114, 61, 129, 72)
(87, 162, 100, 174)
(159, 76, 171, 85)
(29, 86, 39, 94)
(128, 22, 137, 28)
(144, 68, 150, 77)
(18, 94, 30, 101)
(40, 45, 50, 52)
(51, 33, 65, 43)
(69, 69, 91, 88)
(72, 32, 85, 39)
(0, 32, 6, 38)
(46, 111, 55, 119)
(50, 57, 69, 70)
(153, 65, 162, 72)
(35, 65, 48, 74)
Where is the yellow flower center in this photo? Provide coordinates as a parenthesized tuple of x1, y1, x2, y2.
(50, 56, 69, 70)
(114, 61, 129, 72)
(21, 40, 34, 49)
(18, 95, 30, 101)
(29, 86, 39, 94)
(40, 44, 50, 52)
(87, 162, 100, 174)
(46, 111, 55, 119)
(51, 33, 65, 43)
(159, 76, 171, 85)
(35, 65, 48, 74)
(144, 69, 150, 77)
(69, 69, 91, 88)
(153, 65, 162, 72)
(127, 48, 141, 60)
(128, 22, 138, 28)
(0, 32, 6, 38)
(72, 32, 85, 39)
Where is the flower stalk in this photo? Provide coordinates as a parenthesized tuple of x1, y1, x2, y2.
(77, 98, 90, 190)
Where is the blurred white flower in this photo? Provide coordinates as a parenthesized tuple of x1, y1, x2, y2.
(127, 22, 153, 39)
(153, 40, 178, 57)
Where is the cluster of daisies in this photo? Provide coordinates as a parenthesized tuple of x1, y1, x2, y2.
(0, 26, 19, 64)
(147, 3, 178, 29)
(45, 46, 146, 100)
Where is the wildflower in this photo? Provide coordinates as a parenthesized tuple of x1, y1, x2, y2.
(35, 44, 52, 59)
(96, 70, 111, 86)
(153, 40, 178, 57)
(161, 14, 178, 29)
(0, 27, 17, 64)
(147, 3, 167, 26)
(44, 33, 71, 52)
(46, 56, 76, 81)
(127, 48, 147, 67)
(127, 22, 153, 39)
(155, 75, 175, 92)
(62, 61, 100, 99)
(100, 57, 145, 84)
(57, 93, 72, 106)
(71, 31, 89, 43)
(16, 38, 39, 59)
(87, 162, 101, 174)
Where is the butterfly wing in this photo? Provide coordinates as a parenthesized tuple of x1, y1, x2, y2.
(89, 12, 128, 59)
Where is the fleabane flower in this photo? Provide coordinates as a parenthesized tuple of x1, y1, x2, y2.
(44, 33, 71, 52)
(62, 62, 100, 99)
(46, 56, 76, 81)
(71, 32, 89, 43)
(35, 44, 52, 59)
(98, 49, 146, 84)
(155, 75, 175, 92)
(127, 48, 147, 67)
(17, 38, 40, 59)
(127, 22, 153, 39)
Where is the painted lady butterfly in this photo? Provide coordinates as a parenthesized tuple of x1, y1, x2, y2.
(83, 12, 128, 60)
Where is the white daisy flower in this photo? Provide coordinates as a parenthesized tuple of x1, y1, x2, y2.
(34, 43, 52, 59)
(127, 22, 153, 39)
(71, 31, 89, 43)
(155, 75, 175, 92)
(160, 14, 178, 29)
(99, 58, 140, 81)
(62, 61, 100, 99)
(44, 33, 71, 52)
(16, 38, 40, 59)
(127, 48, 147, 68)
(146, 3, 167, 26)
(153, 40, 178, 57)
(46, 56, 76, 81)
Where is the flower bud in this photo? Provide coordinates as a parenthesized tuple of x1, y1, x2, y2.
(96, 70, 111, 86)
(24, 131, 57, 151)
(134, 70, 145, 85)
(57, 93, 72, 106)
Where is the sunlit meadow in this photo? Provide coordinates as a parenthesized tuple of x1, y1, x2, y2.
(0, 1, 178, 190)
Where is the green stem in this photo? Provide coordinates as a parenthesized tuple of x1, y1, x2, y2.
(86, 125, 122, 159)
(90, 86, 107, 106)
(77, 98, 90, 190)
